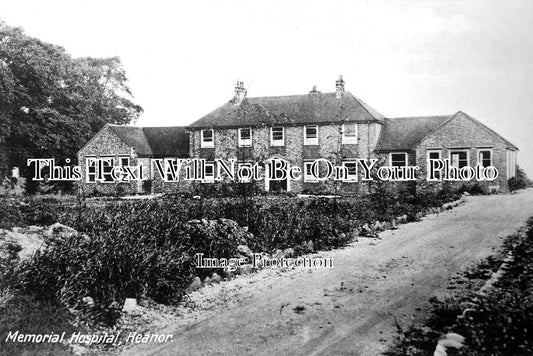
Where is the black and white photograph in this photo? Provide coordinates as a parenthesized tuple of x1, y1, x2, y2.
(1, 1, 533, 355)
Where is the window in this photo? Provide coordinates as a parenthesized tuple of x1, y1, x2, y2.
(342, 122, 357, 144)
(237, 161, 254, 182)
(238, 128, 252, 147)
(342, 161, 358, 181)
(119, 157, 129, 167)
(390, 153, 407, 167)
(201, 129, 214, 148)
(270, 127, 285, 146)
(202, 162, 214, 183)
(86, 157, 97, 183)
(117, 157, 130, 181)
(478, 149, 492, 167)
(427, 150, 442, 179)
(427, 150, 441, 161)
(165, 158, 180, 181)
(304, 126, 318, 145)
(303, 161, 318, 182)
(101, 157, 114, 182)
(450, 150, 469, 168)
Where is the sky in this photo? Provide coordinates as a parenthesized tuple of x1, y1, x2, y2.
(1, 0, 533, 176)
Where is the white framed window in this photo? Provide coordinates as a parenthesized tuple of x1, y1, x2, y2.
(303, 161, 318, 182)
(117, 156, 130, 181)
(202, 162, 215, 183)
(201, 129, 214, 148)
(270, 127, 285, 146)
(99, 157, 114, 182)
(341, 161, 358, 181)
(304, 125, 318, 145)
(342, 122, 357, 144)
(390, 152, 407, 167)
(86, 157, 97, 183)
(238, 128, 252, 147)
(450, 150, 469, 168)
(478, 149, 492, 167)
(427, 150, 441, 162)
(427, 150, 442, 179)
(237, 161, 255, 182)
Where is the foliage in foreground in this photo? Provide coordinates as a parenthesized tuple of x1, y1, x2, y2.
(18, 218, 250, 326)
(0, 295, 79, 356)
(386, 217, 533, 356)
(1, 185, 460, 326)
(508, 167, 529, 192)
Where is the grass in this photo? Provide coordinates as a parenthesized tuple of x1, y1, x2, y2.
(385, 217, 533, 356)
(0, 295, 78, 356)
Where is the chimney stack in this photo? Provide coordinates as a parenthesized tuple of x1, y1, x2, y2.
(335, 75, 345, 98)
(234, 81, 247, 105)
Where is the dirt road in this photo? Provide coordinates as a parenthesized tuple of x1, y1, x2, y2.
(120, 190, 533, 356)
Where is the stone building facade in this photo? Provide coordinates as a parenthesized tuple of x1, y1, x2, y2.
(77, 124, 190, 195)
(188, 77, 384, 194)
(78, 77, 518, 195)
(375, 111, 518, 193)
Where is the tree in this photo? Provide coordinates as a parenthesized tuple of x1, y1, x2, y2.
(0, 21, 143, 193)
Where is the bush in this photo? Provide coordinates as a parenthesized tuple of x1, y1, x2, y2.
(19, 211, 253, 325)
(508, 167, 529, 192)
(7, 184, 462, 326)
(0, 198, 61, 229)
(509, 176, 527, 192)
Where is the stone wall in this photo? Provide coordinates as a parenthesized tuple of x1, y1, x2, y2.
(190, 122, 379, 194)
(415, 112, 513, 192)
(77, 125, 137, 196)
(77, 125, 188, 195)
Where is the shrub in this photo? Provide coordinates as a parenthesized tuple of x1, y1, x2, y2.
(7, 184, 463, 326)
(0, 198, 61, 229)
(19, 211, 253, 324)
(508, 167, 529, 192)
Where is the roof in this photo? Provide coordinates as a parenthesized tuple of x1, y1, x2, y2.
(189, 91, 384, 128)
(375, 111, 519, 152)
(374, 115, 452, 151)
(107, 125, 190, 157)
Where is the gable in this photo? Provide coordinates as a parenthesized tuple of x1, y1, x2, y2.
(419, 111, 518, 150)
(78, 125, 190, 158)
(189, 92, 384, 128)
(77, 125, 132, 157)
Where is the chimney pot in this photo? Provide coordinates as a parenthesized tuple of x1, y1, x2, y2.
(335, 75, 345, 98)
(234, 80, 247, 105)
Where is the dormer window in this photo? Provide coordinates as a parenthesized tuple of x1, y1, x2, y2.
(271, 127, 284, 146)
(342, 122, 357, 144)
(201, 129, 214, 148)
(238, 128, 252, 147)
(304, 125, 318, 145)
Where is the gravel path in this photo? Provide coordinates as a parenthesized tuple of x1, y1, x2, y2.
(120, 189, 533, 356)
